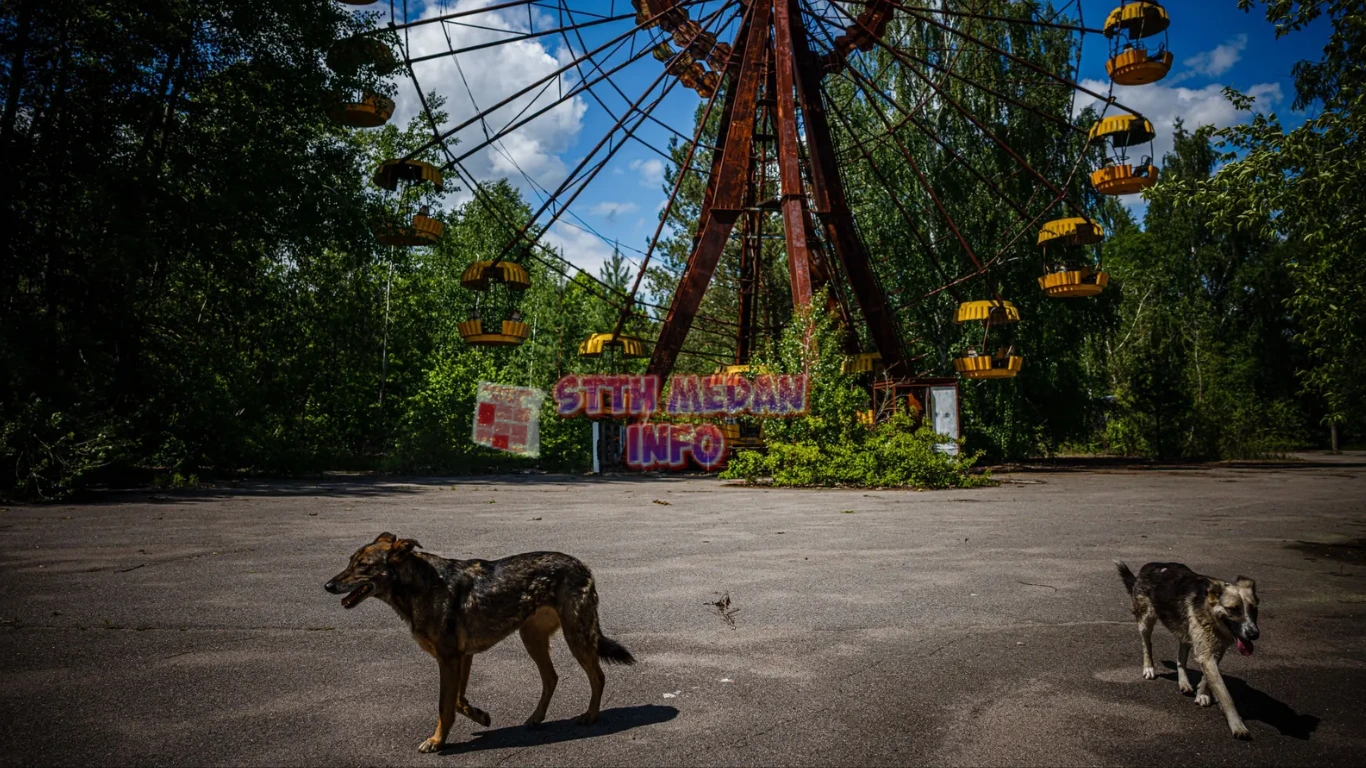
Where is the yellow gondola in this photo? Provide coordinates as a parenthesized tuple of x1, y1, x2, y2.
(1104, 2, 1173, 86)
(373, 159, 445, 194)
(1039, 267, 1111, 298)
(842, 352, 882, 374)
(1107, 46, 1173, 86)
(458, 318, 531, 347)
(1090, 114, 1156, 147)
(327, 92, 394, 128)
(954, 352, 1025, 380)
(371, 210, 443, 246)
(578, 333, 649, 358)
(460, 260, 532, 291)
(953, 300, 1020, 324)
(1037, 218, 1110, 298)
(327, 36, 398, 77)
(1103, 2, 1170, 39)
(953, 300, 1022, 379)
(1037, 218, 1105, 247)
(1090, 114, 1159, 196)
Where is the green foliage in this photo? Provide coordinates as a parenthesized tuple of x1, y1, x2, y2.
(722, 414, 989, 489)
(746, 294, 869, 446)
(1194, 1, 1366, 436)
(1101, 123, 1308, 459)
(720, 296, 987, 489)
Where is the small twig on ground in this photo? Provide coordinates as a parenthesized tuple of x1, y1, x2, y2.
(707, 591, 740, 628)
(1017, 580, 1059, 592)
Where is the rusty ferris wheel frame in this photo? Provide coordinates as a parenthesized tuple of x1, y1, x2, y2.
(369, 0, 1147, 383)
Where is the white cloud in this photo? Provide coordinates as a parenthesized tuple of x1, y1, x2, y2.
(540, 220, 622, 278)
(392, 1, 587, 197)
(590, 201, 639, 219)
(629, 157, 666, 188)
(1076, 78, 1283, 165)
(1183, 35, 1248, 78)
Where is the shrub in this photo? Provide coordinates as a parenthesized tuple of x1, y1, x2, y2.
(722, 413, 990, 489)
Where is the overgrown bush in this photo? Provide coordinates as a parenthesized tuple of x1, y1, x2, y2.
(722, 414, 991, 489)
(720, 296, 989, 489)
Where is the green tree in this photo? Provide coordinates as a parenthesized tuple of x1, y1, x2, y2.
(1193, 0, 1366, 446)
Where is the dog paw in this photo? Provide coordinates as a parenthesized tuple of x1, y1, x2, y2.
(1178, 681, 1194, 695)
(1142, 666, 1157, 680)
(575, 711, 599, 726)
(1195, 694, 1212, 707)
(418, 737, 444, 753)
(470, 708, 491, 728)
(1231, 723, 1251, 740)
(524, 713, 545, 729)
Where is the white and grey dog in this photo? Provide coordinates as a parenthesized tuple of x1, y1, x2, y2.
(1116, 560, 1261, 739)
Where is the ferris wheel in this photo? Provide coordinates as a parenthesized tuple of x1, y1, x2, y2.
(327, 0, 1173, 392)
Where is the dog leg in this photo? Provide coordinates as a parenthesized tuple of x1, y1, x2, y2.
(1177, 642, 1193, 695)
(1194, 648, 1221, 707)
(1138, 611, 1157, 680)
(454, 653, 492, 727)
(1198, 655, 1250, 739)
(519, 608, 560, 728)
(418, 658, 459, 753)
(562, 612, 605, 725)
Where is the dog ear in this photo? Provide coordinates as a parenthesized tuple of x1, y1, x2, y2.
(1236, 576, 1256, 595)
(1206, 580, 1225, 602)
(388, 538, 421, 562)
(374, 532, 396, 544)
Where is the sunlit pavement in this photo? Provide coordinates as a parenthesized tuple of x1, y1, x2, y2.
(2, 455, 1365, 766)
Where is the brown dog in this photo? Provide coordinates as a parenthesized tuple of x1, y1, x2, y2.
(325, 533, 635, 752)
(1116, 561, 1261, 739)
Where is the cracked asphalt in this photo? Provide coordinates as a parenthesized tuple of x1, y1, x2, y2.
(3, 454, 1366, 766)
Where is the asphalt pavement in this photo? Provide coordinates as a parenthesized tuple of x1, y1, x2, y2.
(2, 455, 1364, 766)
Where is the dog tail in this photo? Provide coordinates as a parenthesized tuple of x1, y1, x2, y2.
(1114, 560, 1137, 594)
(598, 636, 636, 665)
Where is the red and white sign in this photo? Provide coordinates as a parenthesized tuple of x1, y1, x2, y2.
(472, 382, 545, 457)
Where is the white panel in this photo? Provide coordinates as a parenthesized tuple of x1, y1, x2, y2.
(930, 386, 960, 456)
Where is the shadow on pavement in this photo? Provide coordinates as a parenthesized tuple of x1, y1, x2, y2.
(438, 704, 679, 754)
(1160, 663, 1320, 740)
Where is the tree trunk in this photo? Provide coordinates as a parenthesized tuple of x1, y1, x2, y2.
(1331, 422, 1339, 454)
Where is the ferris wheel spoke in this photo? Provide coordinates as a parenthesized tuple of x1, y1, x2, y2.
(481, 3, 742, 274)
(831, 64, 1039, 229)
(403, 11, 643, 65)
(883, 1, 1101, 35)
(802, 0, 973, 165)
(551, 0, 721, 163)
(821, 1, 1086, 228)
(611, 14, 743, 339)
(821, 0, 1083, 140)
(387, 0, 539, 33)
(807, 5, 984, 272)
(388, 0, 630, 33)
(439, 0, 736, 173)
(823, 95, 964, 303)
(399, 0, 715, 164)
(896, 3, 1144, 121)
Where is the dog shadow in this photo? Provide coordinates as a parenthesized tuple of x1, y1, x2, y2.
(438, 704, 679, 754)
(1159, 662, 1320, 740)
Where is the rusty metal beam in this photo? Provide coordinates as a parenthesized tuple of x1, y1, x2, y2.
(780, 0, 911, 377)
(770, 0, 814, 309)
(647, 0, 773, 379)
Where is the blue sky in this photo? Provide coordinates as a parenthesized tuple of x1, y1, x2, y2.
(377, 1, 1332, 277)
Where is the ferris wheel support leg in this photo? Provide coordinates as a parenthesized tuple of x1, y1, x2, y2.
(646, 0, 773, 380)
(771, 0, 814, 309)
(779, 0, 911, 377)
